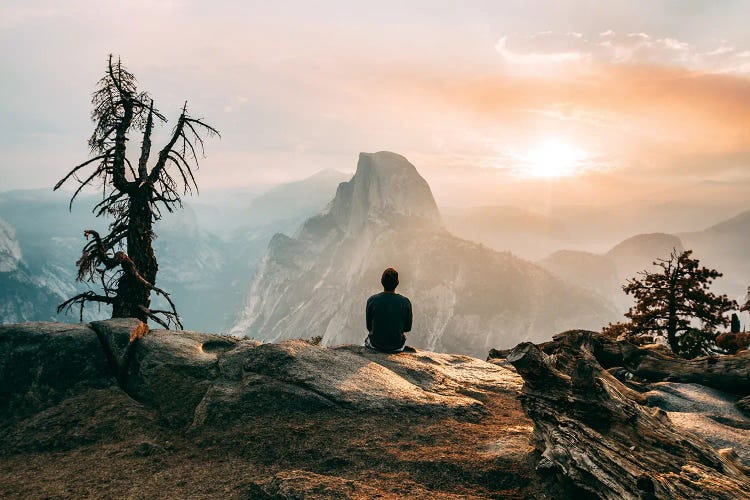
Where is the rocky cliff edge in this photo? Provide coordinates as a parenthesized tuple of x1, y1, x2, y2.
(0, 320, 533, 498)
(1, 321, 749, 498)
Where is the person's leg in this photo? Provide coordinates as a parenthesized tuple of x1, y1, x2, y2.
(365, 336, 406, 353)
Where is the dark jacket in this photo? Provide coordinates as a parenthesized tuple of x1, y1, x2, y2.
(366, 292, 412, 351)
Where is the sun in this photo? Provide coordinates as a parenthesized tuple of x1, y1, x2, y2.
(520, 139, 588, 178)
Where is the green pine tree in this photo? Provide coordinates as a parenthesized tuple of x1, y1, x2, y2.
(606, 249, 736, 358)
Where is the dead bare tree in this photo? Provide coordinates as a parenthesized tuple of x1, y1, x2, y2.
(54, 55, 219, 328)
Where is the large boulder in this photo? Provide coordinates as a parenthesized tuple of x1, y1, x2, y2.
(192, 340, 508, 428)
(2, 322, 517, 432)
(0, 321, 535, 497)
(0, 322, 113, 422)
(123, 329, 239, 427)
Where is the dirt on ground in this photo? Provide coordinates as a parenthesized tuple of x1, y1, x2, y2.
(0, 384, 540, 499)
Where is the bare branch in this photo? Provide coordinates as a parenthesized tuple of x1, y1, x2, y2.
(138, 99, 155, 181)
(58, 56, 217, 329)
(53, 151, 111, 191)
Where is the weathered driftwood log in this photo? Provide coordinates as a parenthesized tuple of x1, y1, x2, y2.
(738, 395, 750, 417)
(716, 331, 750, 354)
(507, 340, 750, 499)
(625, 345, 750, 393)
(492, 330, 750, 394)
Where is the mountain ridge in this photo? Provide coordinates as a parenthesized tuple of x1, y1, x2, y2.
(232, 152, 618, 355)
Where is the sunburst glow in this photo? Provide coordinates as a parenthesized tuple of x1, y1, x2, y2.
(520, 139, 589, 178)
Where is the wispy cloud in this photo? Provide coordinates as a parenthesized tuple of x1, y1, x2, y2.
(496, 31, 750, 75)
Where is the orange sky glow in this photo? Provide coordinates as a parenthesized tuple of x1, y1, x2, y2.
(3, 1, 750, 211)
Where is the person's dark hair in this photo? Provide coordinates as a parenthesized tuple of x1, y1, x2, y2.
(381, 267, 399, 292)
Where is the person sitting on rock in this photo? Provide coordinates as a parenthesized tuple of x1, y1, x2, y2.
(365, 267, 413, 353)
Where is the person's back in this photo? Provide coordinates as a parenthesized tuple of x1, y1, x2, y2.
(366, 268, 412, 352)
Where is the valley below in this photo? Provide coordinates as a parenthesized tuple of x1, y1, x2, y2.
(4, 151, 750, 355)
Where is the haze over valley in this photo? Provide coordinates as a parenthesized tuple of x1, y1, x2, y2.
(5, 2, 750, 350)
(2, 150, 748, 352)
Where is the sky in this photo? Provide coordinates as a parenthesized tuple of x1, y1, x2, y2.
(3, 0, 750, 208)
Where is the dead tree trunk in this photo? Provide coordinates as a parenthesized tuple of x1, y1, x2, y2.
(54, 56, 218, 328)
(507, 338, 750, 499)
(112, 189, 157, 322)
(493, 330, 750, 394)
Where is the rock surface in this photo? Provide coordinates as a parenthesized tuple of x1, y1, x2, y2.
(0, 320, 534, 498)
(0, 322, 114, 423)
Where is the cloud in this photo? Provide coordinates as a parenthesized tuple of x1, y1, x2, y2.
(496, 31, 750, 76)
(3, 1, 750, 209)
(494, 35, 588, 70)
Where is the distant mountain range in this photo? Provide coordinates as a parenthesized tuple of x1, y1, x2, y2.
(539, 233, 685, 314)
(242, 169, 350, 228)
(0, 170, 346, 329)
(0, 192, 92, 323)
(445, 201, 742, 257)
(680, 211, 750, 300)
(3, 161, 748, 343)
(0, 215, 68, 323)
(443, 196, 749, 323)
(537, 221, 750, 323)
(232, 152, 618, 356)
(444, 206, 570, 260)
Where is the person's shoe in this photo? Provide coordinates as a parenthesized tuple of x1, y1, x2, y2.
(402, 345, 417, 353)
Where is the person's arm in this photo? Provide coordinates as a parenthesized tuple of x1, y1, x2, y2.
(366, 297, 373, 332)
(404, 298, 412, 333)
